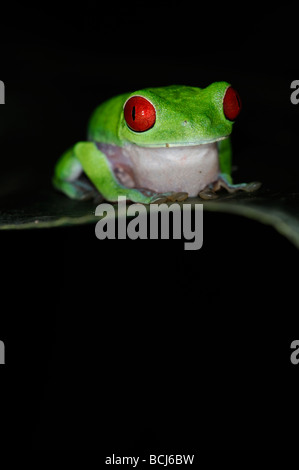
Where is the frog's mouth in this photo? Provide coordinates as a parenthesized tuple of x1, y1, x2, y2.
(133, 135, 228, 148)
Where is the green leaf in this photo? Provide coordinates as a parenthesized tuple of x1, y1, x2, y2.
(1, 173, 299, 250)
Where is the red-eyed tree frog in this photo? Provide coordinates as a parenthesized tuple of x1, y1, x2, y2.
(53, 83, 260, 204)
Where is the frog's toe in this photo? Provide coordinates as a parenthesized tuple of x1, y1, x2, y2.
(198, 188, 219, 200)
(150, 195, 168, 204)
(241, 181, 262, 192)
(150, 191, 188, 204)
(167, 192, 189, 202)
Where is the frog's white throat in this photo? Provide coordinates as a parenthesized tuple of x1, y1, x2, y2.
(97, 142, 220, 197)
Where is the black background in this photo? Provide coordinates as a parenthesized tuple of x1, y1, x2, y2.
(1, 2, 299, 452)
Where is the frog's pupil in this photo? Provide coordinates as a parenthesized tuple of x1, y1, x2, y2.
(132, 106, 136, 121)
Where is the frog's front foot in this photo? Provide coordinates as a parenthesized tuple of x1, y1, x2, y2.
(199, 174, 262, 200)
(218, 178, 262, 194)
(149, 191, 189, 204)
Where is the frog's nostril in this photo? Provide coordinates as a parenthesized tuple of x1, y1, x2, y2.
(182, 120, 188, 126)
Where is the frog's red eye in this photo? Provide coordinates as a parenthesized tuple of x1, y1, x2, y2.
(124, 96, 156, 132)
(223, 87, 242, 121)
